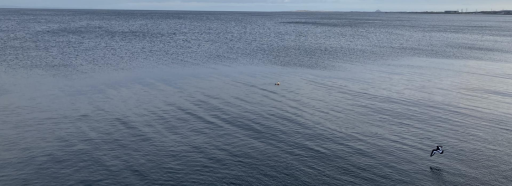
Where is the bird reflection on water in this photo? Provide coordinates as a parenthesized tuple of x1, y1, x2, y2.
(430, 166, 446, 185)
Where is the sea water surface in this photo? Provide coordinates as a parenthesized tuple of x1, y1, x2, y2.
(1, 9, 512, 185)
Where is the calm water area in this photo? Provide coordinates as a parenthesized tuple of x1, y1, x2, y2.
(1, 9, 512, 185)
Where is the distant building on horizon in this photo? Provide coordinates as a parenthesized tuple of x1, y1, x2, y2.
(444, 10, 459, 14)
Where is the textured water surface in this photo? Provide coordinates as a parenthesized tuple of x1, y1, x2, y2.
(1, 9, 512, 185)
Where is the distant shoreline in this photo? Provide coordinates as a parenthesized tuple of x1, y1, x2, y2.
(291, 10, 512, 15)
(396, 11, 512, 15)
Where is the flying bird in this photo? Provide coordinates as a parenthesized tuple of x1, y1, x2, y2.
(430, 146, 444, 157)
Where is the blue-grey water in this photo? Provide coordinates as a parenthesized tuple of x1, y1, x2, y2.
(1, 9, 512, 185)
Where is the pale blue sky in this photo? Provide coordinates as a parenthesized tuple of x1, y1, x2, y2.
(1, 0, 511, 11)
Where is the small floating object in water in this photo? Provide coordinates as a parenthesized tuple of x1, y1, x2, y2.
(275, 82, 280, 86)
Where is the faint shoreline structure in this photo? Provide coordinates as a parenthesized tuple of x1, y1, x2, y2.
(444, 10, 459, 14)
(289, 9, 512, 15)
(481, 10, 512, 15)
(390, 9, 512, 15)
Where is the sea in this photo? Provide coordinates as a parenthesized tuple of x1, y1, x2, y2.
(1, 9, 512, 185)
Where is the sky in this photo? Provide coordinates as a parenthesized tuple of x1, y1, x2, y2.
(0, 0, 511, 11)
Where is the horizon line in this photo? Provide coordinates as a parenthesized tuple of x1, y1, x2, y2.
(1, 7, 510, 13)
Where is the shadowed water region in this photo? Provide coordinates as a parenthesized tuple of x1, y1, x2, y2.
(1, 9, 512, 185)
